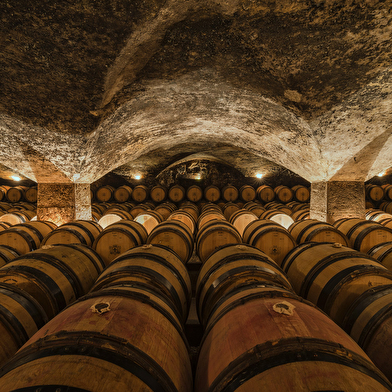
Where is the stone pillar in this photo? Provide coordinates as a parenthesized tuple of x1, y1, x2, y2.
(310, 181, 365, 224)
(37, 183, 92, 225)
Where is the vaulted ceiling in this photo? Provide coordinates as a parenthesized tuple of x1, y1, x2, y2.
(1, 0, 392, 186)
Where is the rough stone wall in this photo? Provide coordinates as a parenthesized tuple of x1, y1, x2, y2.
(37, 183, 91, 225)
(311, 181, 365, 223)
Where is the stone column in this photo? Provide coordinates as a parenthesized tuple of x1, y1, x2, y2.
(37, 183, 92, 225)
(310, 181, 365, 224)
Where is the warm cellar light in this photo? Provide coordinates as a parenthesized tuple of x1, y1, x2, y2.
(134, 174, 142, 180)
(11, 176, 21, 181)
(195, 174, 202, 180)
(256, 173, 263, 179)
(378, 172, 385, 177)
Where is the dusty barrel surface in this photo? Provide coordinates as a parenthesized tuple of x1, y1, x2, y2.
(0, 245, 20, 266)
(0, 244, 105, 319)
(221, 185, 238, 202)
(204, 185, 221, 203)
(195, 244, 293, 327)
(0, 221, 57, 255)
(147, 220, 194, 264)
(98, 209, 134, 229)
(342, 285, 392, 384)
(291, 184, 310, 202)
(113, 184, 133, 202)
(95, 185, 115, 202)
(0, 285, 193, 392)
(256, 185, 275, 203)
(243, 219, 296, 267)
(150, 184, 167, 203)
(281, 242, 392, 325)
(195, 284, 392, 392)
(229, 209, 259, 237)
(168, 184, 186, 203)
(91, 244, 192, 324)
(196, 220, 242, 264)
(131, 184, 149, 203)
(93, 220, 148, 266)
(333, 218, 392, 253)
(41, 220, 103, 247)
(167, 209, 197, 236)
(0, 282, 49, 368)
(133, 210, 164, 235)
(259, 209, 294, 229)
(288, 219, 349, 246)
(186, 185, 203, 203)
(0, 210, 37, 225)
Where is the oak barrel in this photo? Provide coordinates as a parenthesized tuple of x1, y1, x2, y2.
(333, 217, 392, 253)
(195, 244, 293, 327)
(113, 185, 133, 202)
(366, 184, 385, 202)
(150, 184, 167, 203)
(0, 285, 193, 392)
(221, 185, 238, 202)
(131, 184, 149, 203)
(168, 184, 186, 203)
(0, 210, 37, 225)
(239, 185, 256, 202)
(196, 220, 242, 263)
(186, 185, 203, 202)
(0, 245, 20, 266)
(204, 185, 221, 203)
(93, 220, 148, 266)
(133, 210, 164, 234)
(256, 185, 275, 203)
(291, 184, 310, 202)
(274, 185, 294, 203)
(281, 242, 392, 325)
(0, 221, 57, 255)
(288, 219, 349, 246)
(167, 210, 197, 235)
(0, 244, 105, 319)
(242, 219, 296, 267)
(154, 202, 177, 220)
(147, 220, 194, 264)
(40, 220, 102, 247)
(342, 285, 392, 383)
(195, 284, 392, 392)
(259, 209, 294, 229)
(98, 209, 134, 229)
(229, 209, 258, 237)
(91, 244, 192, 323)
(368, 241, 392, 270)
(95, 185, 115, 202)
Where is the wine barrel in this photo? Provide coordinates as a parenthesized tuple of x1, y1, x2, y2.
(0, 285, 193, 392)
(40, 220, 103, 247)
(0, 244, 105, 319)
(195, 284, 392, 392)
(154, 202, 177, 220)
(147, 220, 194, 264)
(222, 201, 240, 220)
(381, 201, 392, 214)
(150, 185, 167, 203)
(368, 241, 392, 270)
(131, 184, 149, 203)
(243, 219, 296, 267)
(98, 210, 134, 229)
(291, 184, 310, 202)
(290, 208, 310, 221)
(24, 186, 38, 203)
(281, 242, 392, 325)
(0, 221, 12, 231)
(186, 185, 203, 203)
(366, 184, 385, 203)
(221, 185, 238, 202)
(333, 218, 392, 253)
(95, 185, 115, 202)
(379, 217, 392, 230)
(195, 244, 293, 327)
(204, 185, 221, 203)
(288, 219, 349, 246)
(0, 245, 20, 266)
(93, 220, 148, 266)
(168, 184, 185, 203)
(243, 201, 265, 218)
(0, 210, 36, 225)
(197, 208, 226, 231)
(0, 221, 57, 255)
(259, 209, 294, 229)
(229, 209, 259, 237)
(196, 220, 242, 263)
(342, 285, 392, 383)
(239, 185, 256, 202)
(382, 184, 392, 201)
(366, 209, 392, 222)
(91, 244, 192, 323)
(113, 185, 133, 202)
(167, 210, 197, 235)
(256, 185, 275, 203)
(133, 210, 164, 235)
(5, 186, 27, 202)
(274, 185, 294, 203)
(0, 282, 49, 368)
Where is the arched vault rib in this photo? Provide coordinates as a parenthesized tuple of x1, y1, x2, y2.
(82, 69, 323, 183)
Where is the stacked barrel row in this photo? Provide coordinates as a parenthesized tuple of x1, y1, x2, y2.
(193, 243, 392, 391)
(93, 183, 310, 204)
(0, 244, 194, 390)
(366, 184, 392, 208)
(0, 185, 37, 203)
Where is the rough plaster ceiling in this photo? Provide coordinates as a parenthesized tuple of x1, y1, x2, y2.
(1, 0, 392, 185)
